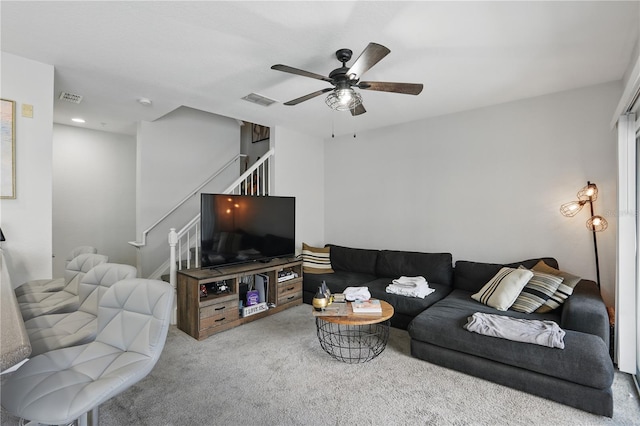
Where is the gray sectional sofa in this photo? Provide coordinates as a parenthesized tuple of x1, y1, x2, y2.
(302, 244, 614, 417)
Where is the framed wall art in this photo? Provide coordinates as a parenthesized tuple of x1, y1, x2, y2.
(252, 124, 270, 143)
(1, 99, 16, 199)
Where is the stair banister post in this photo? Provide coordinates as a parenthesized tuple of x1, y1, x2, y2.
(169, 228, 178, 289)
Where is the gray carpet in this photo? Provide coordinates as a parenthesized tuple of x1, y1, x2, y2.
(2, 304, 639, 425)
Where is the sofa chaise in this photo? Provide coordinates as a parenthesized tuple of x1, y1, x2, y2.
(302, 244, 613, 417)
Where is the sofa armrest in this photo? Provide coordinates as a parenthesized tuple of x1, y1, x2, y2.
(560, 280, 609, 348)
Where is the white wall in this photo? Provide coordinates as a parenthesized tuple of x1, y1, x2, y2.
(52, 124, 136, 277)
(136, 106, 240, 277)
(0, 52, 54, 288)
(272, 126, 325, 253)
(324, 82, 621, 306)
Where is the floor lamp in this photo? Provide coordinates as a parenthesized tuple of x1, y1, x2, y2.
(560, 181, 608, 289)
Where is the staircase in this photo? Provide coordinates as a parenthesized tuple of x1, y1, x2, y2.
(148, 149, 274, 289)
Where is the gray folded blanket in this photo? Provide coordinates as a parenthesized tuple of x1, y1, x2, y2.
(464, 312, 565, 349)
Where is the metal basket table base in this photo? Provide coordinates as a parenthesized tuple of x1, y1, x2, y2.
(315, 317, 390, 363)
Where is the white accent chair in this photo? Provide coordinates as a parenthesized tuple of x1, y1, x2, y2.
(14, 246, 98, 297)
(1, 278, 174, 426)
(18, 254, 108, 321)
(24, 263, 137, 357)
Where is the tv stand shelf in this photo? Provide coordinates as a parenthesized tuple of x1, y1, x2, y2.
(177, 258, 303, 340)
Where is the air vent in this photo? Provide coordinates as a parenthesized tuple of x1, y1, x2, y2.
(242, 93, 277, 107)
(59, 92, 83, 104)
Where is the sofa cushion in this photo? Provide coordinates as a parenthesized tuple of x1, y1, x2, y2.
(303, 271, 377, 296)
(328, 245, 379, 275)
(471, 267, 533, 311)
(510, 267, 564, 314)
(533, 260, 582, 313)
(408, 290, 613, 389)
(301, 243, 334, 274)
(366, 277, 452, 317)
(453, 257, 559, 293)
(375, 250, 453, 286)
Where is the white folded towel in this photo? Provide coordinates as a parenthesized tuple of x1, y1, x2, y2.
(392, 276, 427, 288)
(464, 312, 565, 349)
(343, 286, 371, 301)
(386, 276, 434, 299)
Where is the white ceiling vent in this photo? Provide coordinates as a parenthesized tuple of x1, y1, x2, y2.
(242, 93, 277, 107)
(59, 92, 83, 104)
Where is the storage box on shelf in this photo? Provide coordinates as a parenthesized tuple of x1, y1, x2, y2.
(177, 258, 303, 340)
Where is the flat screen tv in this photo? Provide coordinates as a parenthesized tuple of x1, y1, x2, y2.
(200, 194, 295, 269)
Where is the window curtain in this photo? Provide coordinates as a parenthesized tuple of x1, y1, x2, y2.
(635, 120, 639, 386)
(615, 112, 637, 379)
(636, 123, 639, 385)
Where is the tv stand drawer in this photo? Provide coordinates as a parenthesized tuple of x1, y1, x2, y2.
(278, 280, 302, 297)
(200, 304, 239, 332)
(278, 280, 302, 305)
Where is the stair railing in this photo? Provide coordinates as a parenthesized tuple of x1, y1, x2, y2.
(129, 153, 247, 248)
(167, 148, 274, 288)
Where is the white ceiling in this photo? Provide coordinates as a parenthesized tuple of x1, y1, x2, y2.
(2, 1, 639, 138)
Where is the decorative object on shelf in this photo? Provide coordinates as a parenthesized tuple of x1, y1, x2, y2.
(559, 181, 608, 288)
(1, 99, 16, 199)
(246, 289, 260, 306)
(277, 269, 298, 282)
(242, 301, 268, 317)
(207, 280, 230, 295)
(199, 284, 208, 298)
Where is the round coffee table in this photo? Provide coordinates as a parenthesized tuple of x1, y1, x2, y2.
(315, 300, 394, 363)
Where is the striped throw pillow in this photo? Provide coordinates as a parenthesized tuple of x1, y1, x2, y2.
(301, 243, 334, 274)
(510, 267, 564, 313)
(532, 261, 582, 313)
(471, 267, 533, 311)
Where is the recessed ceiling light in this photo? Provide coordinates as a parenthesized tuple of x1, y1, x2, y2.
(71, 118, 86, 123)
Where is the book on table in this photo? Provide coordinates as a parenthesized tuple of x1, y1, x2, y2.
(312, 303, 348, 317)
(351, 299, 382, 314)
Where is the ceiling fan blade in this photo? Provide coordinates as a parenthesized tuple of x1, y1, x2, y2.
(350, 104, 366, 116)
(283, 88, 333, 106)
(358, 81, 423, 95)
(271, 64, 333, 83)
(346, 43, 390, 79)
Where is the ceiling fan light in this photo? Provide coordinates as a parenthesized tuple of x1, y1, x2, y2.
(325, 88, 362, 111)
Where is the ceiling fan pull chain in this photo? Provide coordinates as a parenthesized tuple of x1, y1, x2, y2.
(352, 105, 356, 138)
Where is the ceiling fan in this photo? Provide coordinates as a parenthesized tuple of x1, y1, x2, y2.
(271, 42, 423, 116)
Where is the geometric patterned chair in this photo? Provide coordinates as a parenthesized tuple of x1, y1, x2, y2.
(18, 253, 108, 321)
(1, 278, 174, 426)
(14, 246, 98, 297)
(24, 263, 137, 357)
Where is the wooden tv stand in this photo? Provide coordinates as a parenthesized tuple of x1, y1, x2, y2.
(176, 258, 303, 340)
